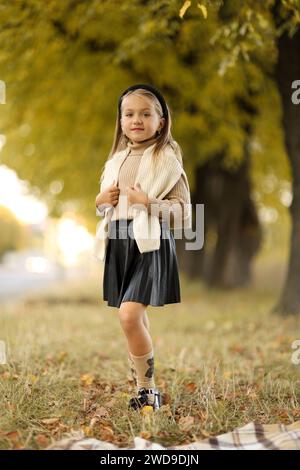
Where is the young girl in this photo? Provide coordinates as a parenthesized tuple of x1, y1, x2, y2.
(94, 84, 192, 412)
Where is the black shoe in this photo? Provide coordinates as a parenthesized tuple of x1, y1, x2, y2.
(128, 387, 162, 411)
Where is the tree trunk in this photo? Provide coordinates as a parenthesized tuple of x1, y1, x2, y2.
(207, 148, 262, 288)
(273, 27, 300, 315)
(177, 147, 262, 287)
(175, 181, 205, 278)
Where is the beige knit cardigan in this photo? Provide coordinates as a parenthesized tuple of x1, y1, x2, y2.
(93, 143, 192, 262)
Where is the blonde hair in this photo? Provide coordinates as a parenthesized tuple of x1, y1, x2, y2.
(99, 88, 183, 184)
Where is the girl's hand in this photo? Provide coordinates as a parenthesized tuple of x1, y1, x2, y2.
(126, 182, 149, 209)
(95, 180, 120, 208)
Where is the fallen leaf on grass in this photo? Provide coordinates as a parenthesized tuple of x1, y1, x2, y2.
(35, 434, 50, 448)
(223, 370, 232, 379)
(161, 392, 171, 405)
(94, 406, 110, 418)
(99, 425, 114, 441)
(81, 426, 93, 437)
(40, 418, 60, 427)
(185, 382, 197, 393)
(3, 430, 20, 442)
(80, 373, 95, 387)
(104, 398, 117, 408)
(0, 430, 23, 449)
(89, 407, 110, 427)
(0, 370, 10, 380)
(229, 344, 246, 355)
(200, 428, 211, 438)
(159, 404, 173, 417)
(28, 374, 38, 384)
(178, 416, 195, 431)
(6, 402, 16, 411)
(140, 406, 154, 416)
(140, 431, 152, 439)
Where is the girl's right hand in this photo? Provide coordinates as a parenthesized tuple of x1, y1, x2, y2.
(95, 179, 120, 208)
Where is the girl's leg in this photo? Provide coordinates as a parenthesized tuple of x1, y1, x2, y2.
(127, 309, 150, 384)
(119, 301, 156, 398)
(127, 306, 149, 386)
(143, 309, 150, 332)
(119, 301, 152, 356)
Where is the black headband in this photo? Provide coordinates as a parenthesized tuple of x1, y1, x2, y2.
(118, 83, 168, 119)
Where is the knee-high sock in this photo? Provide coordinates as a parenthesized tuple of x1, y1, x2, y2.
(128, 352, 137, 386)
(129, 349, 156, 402)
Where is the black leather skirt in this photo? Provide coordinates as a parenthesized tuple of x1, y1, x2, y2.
(103, 218, 181, 308)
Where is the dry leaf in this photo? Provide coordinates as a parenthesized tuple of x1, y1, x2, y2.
(5, 430, 20, 443)
(140, 431, 152, 439)
(3, 430, 23, 449)
(90, 417, 100, 428)
(28, 374, 38, 384)
(162, 392, 171, 405)
(1, 371, 10, 380)
(40, 418, 60, 427)
(82, 425, 93, 437)
(229, 344, 246, 354)
(156, 403, 172, 417)
(35, 434, 50, 447)
(185, 382, 197, 393)
(89, 408, 110, 428)
(99, 425, 114, 441)
(178, 415, 195, 431)
(223, 370, 232, 378)
(200, 428, 211, 438)
(80, 373, 95, 387)
(105, 398, 117, 408)
(94, 406, 109, 418)
(141, 406, 154, 416)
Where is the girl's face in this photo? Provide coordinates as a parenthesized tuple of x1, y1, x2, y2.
(120, 94, 165, 143)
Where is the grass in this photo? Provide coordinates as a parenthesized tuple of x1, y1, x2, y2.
(1, 253, 300, 449)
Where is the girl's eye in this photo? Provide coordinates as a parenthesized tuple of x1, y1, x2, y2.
(125, 113, 150, 117)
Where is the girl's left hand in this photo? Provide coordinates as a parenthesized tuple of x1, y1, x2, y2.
(126, 182, 149, 209)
